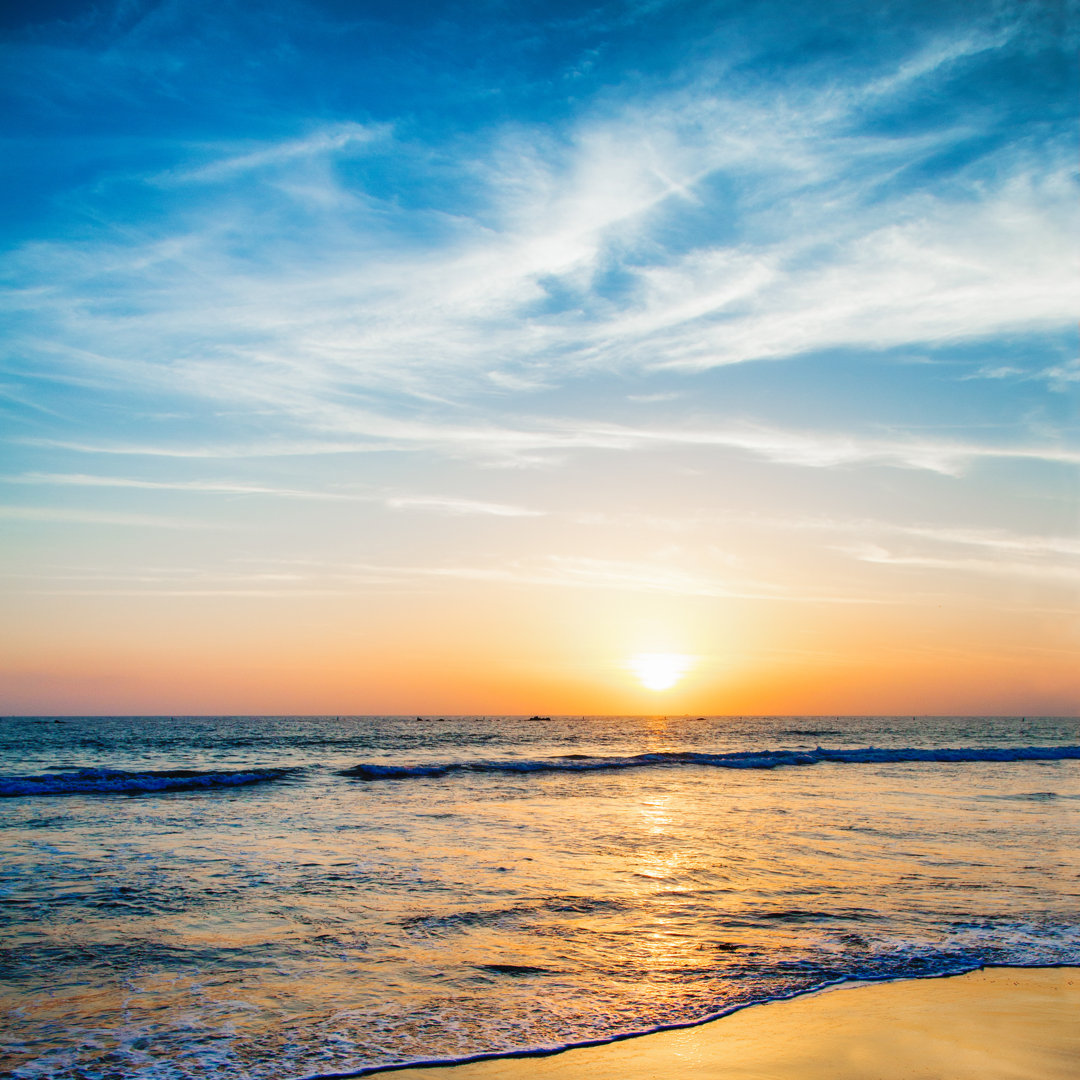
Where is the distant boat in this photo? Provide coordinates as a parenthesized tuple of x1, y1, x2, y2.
(525, 715, 551, 722)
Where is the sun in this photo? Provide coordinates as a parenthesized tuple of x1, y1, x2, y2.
(630, 652, 692, 691)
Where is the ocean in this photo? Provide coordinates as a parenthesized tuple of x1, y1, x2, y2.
(1, 714, 1078, 1079)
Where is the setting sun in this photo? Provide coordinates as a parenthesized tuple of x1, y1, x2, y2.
(630, 653, 693, 691)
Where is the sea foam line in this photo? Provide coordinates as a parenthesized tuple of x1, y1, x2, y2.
(0, 766, 295, 797)
(297, 962, 1080, 1080)
(339, 745, 1080, 781)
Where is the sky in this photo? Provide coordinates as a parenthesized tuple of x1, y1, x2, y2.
(0, 0, 1077, 716)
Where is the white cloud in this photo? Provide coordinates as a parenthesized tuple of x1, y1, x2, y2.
(3, 28, 1076, 484)
(8, 77, 1073, 392)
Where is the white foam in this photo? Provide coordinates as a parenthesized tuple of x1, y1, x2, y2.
(0, 766, 293, 797)
(340, 745, 1080, 782)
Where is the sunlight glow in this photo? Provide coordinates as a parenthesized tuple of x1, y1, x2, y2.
(630, 653, 692, 691)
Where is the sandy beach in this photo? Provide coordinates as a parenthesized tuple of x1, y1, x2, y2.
(383, 967, 1080, 1080)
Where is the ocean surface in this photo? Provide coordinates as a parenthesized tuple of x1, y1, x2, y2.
(1, 714, 1078, 1079)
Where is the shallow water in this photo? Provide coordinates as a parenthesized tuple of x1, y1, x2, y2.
(1, 714, 1078, 1078)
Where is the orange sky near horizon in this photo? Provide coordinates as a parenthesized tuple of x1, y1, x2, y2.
(2, 561, 1076, 715)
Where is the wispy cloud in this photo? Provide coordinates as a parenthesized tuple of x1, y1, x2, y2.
(843, 543, 1080, 585)
(165, 123, 388, 184)
(5, 552, 871, 604)
(0, 472, 545, 518)
(963, 356, 1080, 389)
(889, 523, 1080, 560)
(558, 422, 1080, 475)
(0, 472, 351, 498)
(4, 24, 1074, 459)
(15, 420, 1078, 475)
(783, 515, 1080, 587)
(0, 506, 212, 528)
(384, 495, 544, 518)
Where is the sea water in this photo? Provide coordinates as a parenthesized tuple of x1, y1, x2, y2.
(1, 714, 1078, 1079)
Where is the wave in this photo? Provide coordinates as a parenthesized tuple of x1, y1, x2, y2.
(340, 744, 1080, 781)
(0, 766, 295, 797)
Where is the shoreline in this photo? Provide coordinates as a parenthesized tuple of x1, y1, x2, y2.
(318, 965, 1080, 1080)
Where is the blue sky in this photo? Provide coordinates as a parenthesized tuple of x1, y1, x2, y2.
(1, 0, 1077, 714)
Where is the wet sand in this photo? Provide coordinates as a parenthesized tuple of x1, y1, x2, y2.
(383, 967, 1080, 1080)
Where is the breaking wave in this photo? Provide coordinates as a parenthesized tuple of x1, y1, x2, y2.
(340, 744, 1080, 781)
(0, 766, 295, 797)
